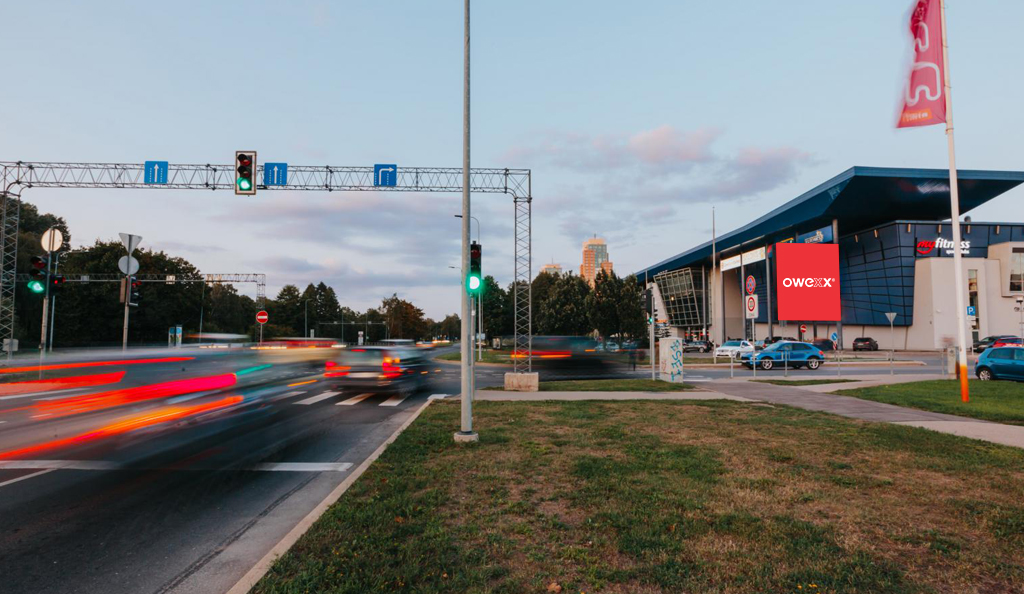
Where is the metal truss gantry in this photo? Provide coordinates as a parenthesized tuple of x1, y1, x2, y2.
(14, 273, 267, 308)
(0, 162, 532, 370)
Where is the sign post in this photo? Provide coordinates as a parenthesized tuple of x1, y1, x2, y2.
(256, 310, 269, 344)
(118, 233, 142, 351)
(38, 227, 64, 363)
(885, 312, 898, 376)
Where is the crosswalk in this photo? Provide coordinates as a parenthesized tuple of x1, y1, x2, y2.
(276, 388, 450, 408)
(295, 391, 341, 405)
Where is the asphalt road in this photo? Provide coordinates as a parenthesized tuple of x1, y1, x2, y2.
(0, 349, 463, 594)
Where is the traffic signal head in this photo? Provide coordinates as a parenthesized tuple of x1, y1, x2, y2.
(129, 276, 141, 307)
(235, 151, 257, 195)
(27, 279, 45, 294)
(50, 275, 65, 292)
(467, 242, 482, 294)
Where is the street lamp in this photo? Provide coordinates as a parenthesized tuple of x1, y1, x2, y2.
(454, 214, 483, 362)
(1016, 296, 1024, 344)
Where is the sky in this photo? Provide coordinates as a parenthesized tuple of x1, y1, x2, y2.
(2, 0, 1023, 319)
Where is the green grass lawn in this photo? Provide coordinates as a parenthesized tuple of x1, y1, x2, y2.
(254, 400, 1024, 594)
(753, 379, 860, 386)
(436, 350, 512, 365)
(837, 379, 1024, 425)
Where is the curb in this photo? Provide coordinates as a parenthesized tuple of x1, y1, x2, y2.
(224, 397, 437, 594)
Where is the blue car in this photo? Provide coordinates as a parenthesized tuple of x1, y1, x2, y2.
(975, 346, 1024, 381)
(740, 341, 826, 371)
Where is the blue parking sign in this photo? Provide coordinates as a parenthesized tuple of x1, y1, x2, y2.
(967, 305, 976, 316)
(374, 164, 397, 187)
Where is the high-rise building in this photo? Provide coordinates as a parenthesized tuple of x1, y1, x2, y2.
(580, 237, 613, 285)
(539, 263, 562, 276)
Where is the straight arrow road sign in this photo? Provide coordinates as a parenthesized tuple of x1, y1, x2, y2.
(263, 162, 288, 186)
(144, 161, 168, 184)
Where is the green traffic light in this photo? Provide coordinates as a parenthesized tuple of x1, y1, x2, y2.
(28, 280, 44, 294)
(467, 275, 481, 292)
(237, 178, 252, 191)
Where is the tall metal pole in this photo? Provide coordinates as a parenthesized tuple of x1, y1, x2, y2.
(198, 281, 206, 339)
(940, 0, 969, 402)
(456, 0, 478, 442)
(122, 275, 130, 351)
(304, 299, 309, 338)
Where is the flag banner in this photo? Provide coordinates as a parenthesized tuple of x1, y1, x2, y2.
(897, 0, 946, 128)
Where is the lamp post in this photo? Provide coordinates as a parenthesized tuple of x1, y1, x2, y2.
(456, 214, 482, 362)
(304, 299, 309, 338)
(1016, 296, 1024, 345)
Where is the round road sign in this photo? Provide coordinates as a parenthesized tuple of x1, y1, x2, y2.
(41, 228, 64, 253)
(256, 310, 269, 324)
(746, 295, 756, 312)
(745, 275, 756, 295)
(799, 324, 807, 334)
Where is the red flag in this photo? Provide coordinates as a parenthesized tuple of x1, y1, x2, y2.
(897, 0, 946, 128)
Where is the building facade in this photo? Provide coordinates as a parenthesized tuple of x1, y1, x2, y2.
(637, 167, 1024, 349)
(539, 263, 563, 276)
(580, 237, 613, 285)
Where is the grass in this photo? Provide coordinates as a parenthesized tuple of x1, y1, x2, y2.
(254, 399, 1024, 594)
(837, 379, 1024, 426)
(753, 379, 860, 386)
(437, 350, 512, 365)
(486, 378, 696, 392)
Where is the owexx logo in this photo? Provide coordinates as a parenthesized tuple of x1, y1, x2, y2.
(775, 242, 840, 321)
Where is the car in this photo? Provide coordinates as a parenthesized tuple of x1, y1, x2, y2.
(683, 340, 713, 353)
(991, 336, 1024, 349)
(714, 340, 754, 359)
(740, 341, 826, 370)
(976, 346, 1024, 381)
(753, 340, 769, 351)
(603, 341, 620, 353)
(325, 346, 429, 396)
(852, 337, 878, 351)
(811, 338, 836, 352)
(973, 335, 1019, 353)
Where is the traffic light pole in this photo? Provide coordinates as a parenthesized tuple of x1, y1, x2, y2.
(38, 258, 52, 366)
(122, 275, 130, 351)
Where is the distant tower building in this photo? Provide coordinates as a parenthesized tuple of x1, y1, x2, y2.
(539, 263, 562, 276)
(580, 237, 613, 285)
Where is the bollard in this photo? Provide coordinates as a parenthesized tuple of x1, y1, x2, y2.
(890, 349, 894, 376)
(784, 351, 789, 377)
(752, 351, 757, 378)
(836, 348, 841, 377)
(730, 354, 734, 378)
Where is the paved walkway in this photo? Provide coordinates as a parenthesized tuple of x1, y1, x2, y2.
(476, 390, 754, 402)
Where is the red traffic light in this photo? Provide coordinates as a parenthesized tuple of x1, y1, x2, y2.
(31, 255, 47, 270)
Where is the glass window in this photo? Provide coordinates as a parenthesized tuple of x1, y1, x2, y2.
(1010, 249, 1024, 292)
(1015, 349, 1024, 361)
(988, 349, 1013, 360)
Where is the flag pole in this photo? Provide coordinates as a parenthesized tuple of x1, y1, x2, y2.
(939, 0, 970, 402)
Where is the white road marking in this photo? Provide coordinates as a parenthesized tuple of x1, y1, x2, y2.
(251, 462, 353, 472)
(0, 460, 121, 470)
(277, 390, 307, 400)
(0, 468, 56, 488)
(295, 391, 340, 405)
(428, 394, 449, 400)
(337, 392, 375, 406)
(379, 394, 406, 407)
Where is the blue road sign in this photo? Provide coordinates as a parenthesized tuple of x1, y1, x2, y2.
(967, 305, 976, 316)
(144, 161, 169, 184)
(264, 162, 288, 186)
(830, 331, 838, 342)
(374, 164, 397, 187)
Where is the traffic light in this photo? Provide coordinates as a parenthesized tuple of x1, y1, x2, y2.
(28, 255, 48, 294)
(50, 275, 65, 292)
(128, 276, 141, 307)
(467, 241, 482, 294)
(235, 151, 257, 196)
(643, 287, 654, 323)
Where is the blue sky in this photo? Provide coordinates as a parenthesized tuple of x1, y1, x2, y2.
(2, 1, 1022, 318)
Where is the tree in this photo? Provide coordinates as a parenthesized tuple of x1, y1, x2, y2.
(538, 272, 593, 335)
(587, 269, 623, 340)
(618, 275, 648, 344)
(381, 294, 428, 339)
(269, 285, 302, 336)
(480, 275, 512, 338)
(531, 271, 559, 333)
(438, 314, 461, 340)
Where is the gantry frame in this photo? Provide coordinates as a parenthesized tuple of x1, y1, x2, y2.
(0, 162, 532, 371)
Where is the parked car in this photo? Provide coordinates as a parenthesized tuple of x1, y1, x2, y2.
(683, 340, 713, 353)
(753, 340, 769, 351)
(603, 341, 620, 353)
(714, 340, 754, 359)
(991, 336, 1024, 349)
(852, 337, 878, 351)
(973, 335, 1020, 353)
(811, 337, 835, 352)
(740, 341, 826, 370)
(325, 346, 429, 396)
(976, 346, 1024, 381)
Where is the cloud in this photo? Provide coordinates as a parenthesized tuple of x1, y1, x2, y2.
(149, 240, 227, 255)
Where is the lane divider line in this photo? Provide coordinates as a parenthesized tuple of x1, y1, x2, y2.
(337, 393, 374, 406)
(294, 391, 340, 406)
(225, 395, 437, 594)
(0, 468, 56, 488)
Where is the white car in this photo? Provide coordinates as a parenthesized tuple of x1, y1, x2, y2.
(715, 340, 754, 359)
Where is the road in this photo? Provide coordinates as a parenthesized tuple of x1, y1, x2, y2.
(0, 346, 944, 594)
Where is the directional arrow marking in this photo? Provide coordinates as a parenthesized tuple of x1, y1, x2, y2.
(377, 167, 394, 184)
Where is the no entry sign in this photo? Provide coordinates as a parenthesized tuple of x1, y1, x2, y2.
(256, 310, 269, 324)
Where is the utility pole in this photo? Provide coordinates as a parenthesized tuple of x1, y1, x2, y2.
(455, 0, 478, 443)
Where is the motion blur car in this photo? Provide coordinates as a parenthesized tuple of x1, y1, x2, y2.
(325, 346, 429, 396)
(975, 346, 1024, 381)
(811, 338, 836, 352)
(714, 340, 754, 359)
(990, 336, 1024, 349)
(740, 341, 826, 370)
(973, 335, 1019, 353)
(683, 340, 713, 353)
(852, 337, 878, 351)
